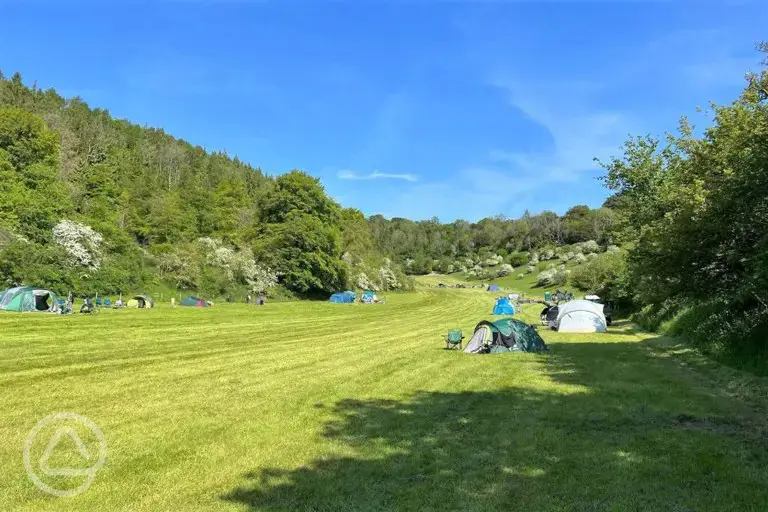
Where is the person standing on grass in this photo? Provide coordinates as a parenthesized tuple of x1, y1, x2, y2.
(171, 297, 175, 308)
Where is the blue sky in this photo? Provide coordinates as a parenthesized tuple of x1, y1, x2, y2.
(1, 1, 766, 221)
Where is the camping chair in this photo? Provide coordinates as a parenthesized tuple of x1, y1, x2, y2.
(442, 329, 464, 350)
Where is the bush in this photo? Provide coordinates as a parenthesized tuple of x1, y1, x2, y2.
(526, 264, 536, 274)
(497, 263, 514, 277)
(570, 250, 629, 300)
(517, 273, 525, 280)
(581, 240, 600, 254)
(574, 253, 587, 264)
(508, 252, 529, 267)
(607, 245, 620, 253)
(541, 249, 555, 261)
(536, 270, 554, 286)
(482, 254, 504, 267)
(552, 269, 568, 286)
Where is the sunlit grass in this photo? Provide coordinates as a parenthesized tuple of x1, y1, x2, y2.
(1, 288, 766, 511)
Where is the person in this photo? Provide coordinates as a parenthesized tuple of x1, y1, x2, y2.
(171, 297, 176, 308)
(247, 294, 252, 305)
(115, 297, 123, 307)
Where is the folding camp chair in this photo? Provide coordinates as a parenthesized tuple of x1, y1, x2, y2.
(442, 329, 464, 350)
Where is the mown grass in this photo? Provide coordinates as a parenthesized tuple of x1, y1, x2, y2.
(2, 288, 767, 511)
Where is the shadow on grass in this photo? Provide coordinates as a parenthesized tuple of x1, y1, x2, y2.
(222, 340, 768, 511)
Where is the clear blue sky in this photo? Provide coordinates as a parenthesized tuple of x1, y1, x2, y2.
(1, 1, 765, 221)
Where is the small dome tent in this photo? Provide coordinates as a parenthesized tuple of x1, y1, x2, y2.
(492, 297, 515, 315)
(464, 318, 548, 354)
(180, 296, 210, 308)
(126, 294, 154, 308)
(0, 286, 62, 313)
(487, 284, 500, 292)
(556, 300, 607, 333)
(329, 291, 356, 303)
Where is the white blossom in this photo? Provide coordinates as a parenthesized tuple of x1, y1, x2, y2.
(52, 220, 103, 269)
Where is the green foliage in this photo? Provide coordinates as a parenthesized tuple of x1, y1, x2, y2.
(257, 213, 347, 296)
(507, 251, 529, 267)
(0, 74, 403, 299)
(569, 251, 630, 303)
(601, 43, 768, 366)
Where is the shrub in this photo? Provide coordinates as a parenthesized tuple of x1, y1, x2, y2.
(526, 264, 536, 274)
(517, 273, 525, 280)
(552, 269, 568, 286)
(574, 253, 588, 264)
(607, 245, 620, 253)
(497, 263, 514, 277)
(508, 252, 529, 267)
(581, 240, 600, 254)
(541, 249, 555, 261)
(536, 270, 554, 286)
(482, 254, 504, 267)
(570, 251, 629, 299)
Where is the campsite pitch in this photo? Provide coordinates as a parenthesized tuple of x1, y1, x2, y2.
(1, 288, 767, 510)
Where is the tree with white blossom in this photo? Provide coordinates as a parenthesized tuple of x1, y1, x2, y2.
(52, 220, 103, 269)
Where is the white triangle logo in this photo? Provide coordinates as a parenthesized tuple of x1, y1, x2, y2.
(39, 427, 92, 477)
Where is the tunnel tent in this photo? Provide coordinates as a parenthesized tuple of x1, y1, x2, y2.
(127, 294, 154, 308)
(0, 286, 63, 313)
(464, 318, 548, 354)
(556, 300, 607, 333)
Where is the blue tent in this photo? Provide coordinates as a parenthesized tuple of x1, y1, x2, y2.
(487, 284, 501, 292)
(492, 297, 515, 315)
(329, 291, 356, 303)
(361, 290, 376, 303)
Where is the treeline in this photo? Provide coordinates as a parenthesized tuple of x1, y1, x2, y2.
(599, 44, 768, 371)
(368, 205, 619, 274)
(0, 71, 410, 298)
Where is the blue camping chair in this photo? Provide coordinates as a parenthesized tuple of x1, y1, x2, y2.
(104, 298, 111, 306)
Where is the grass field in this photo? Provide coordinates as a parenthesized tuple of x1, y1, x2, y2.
(2, 287, 767, 511)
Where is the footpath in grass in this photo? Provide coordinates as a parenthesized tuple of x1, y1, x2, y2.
(1, 289, 767, 511)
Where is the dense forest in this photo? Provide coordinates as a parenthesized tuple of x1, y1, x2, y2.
(0, 71, 410, 299)
(1, 43, 766, 370)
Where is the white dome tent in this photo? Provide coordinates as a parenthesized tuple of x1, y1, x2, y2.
(556, 300, 607, 333)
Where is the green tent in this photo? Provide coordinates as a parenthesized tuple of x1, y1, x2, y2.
(180, 296, 209, 308)
(464, 318, 548, 354)
(127, 294, 154, 308)
(0, 286, 63, 313)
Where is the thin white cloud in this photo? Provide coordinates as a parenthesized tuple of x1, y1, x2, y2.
(337, 169, 418, 182)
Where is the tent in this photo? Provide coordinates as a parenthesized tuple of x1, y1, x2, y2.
(361, 290, 377, 303)
(180, 296, 209, 308)
(556, 300, 607, 333)
(464, 318, 548, 354)
(492, 297, 515, 315)
(0, 286, 62, 313)
(329, 291, 356, 304)
(487, 284, 501, 292)
(126, 294, 154, 308)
